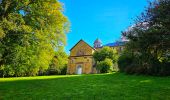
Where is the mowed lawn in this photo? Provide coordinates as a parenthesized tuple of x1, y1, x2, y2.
(0, 73, 170, 100)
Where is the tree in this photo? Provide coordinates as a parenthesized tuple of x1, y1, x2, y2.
(0, 0, 69, 77)
(47, 50, 68, 75)
(93, 47, 118, 73)
(121, 0, 170, 76)
(96, 58, 113, 73)
(93, 47, 118, 63)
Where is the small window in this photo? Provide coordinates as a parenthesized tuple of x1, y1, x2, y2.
(71, 59, 75, 63)
(77, 50, 85, 56)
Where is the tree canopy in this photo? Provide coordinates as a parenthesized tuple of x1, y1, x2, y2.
(0, 0, 69, 77)
(93, 47, 118, 63)
(120, 0, 170, 76)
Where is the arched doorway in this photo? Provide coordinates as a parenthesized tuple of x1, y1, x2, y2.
(76, 65, 82, 75)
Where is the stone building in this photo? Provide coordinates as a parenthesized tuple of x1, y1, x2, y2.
(67, 40, 97, 74)
(67, 38, 127, 74)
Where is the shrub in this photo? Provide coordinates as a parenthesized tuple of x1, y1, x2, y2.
(46, 51, 68, 75)
(118, 51, 170, 76)
(118, 53, 134, 72)
(47, 64, 67, 75)
(159, 62, 170, 76)
(96, 58, 113, 73)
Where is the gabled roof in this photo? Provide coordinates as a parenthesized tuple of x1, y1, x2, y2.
(69, 39, 96, 51)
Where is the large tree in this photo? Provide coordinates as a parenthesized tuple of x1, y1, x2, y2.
(0, 0, 69, 77)
(121, 0, 170, 75)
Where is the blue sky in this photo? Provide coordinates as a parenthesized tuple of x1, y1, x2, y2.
(59, 0, 148, 53)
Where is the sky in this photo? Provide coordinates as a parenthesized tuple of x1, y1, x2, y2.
(59, 0, 148, 53)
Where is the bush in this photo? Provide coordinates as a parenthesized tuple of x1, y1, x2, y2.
(96, 58, 113, 73)
(46, 51, 68, 75)
(118, 53, 134, 72)
(47, 64, 67, 75)
(118, 51, 170, 76)
(159, 62, 170, 76)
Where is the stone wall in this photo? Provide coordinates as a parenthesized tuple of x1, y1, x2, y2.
(67, 56, 95, 74)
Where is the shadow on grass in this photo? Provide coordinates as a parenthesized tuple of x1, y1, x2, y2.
(0, 72, 170, 100)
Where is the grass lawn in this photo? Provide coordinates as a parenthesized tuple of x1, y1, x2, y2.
(0, 73, 170, 100)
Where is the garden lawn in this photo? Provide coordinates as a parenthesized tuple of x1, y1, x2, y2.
(0, 73, 170, 100)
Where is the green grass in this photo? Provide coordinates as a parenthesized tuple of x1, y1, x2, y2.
(0, 73, 170, 100)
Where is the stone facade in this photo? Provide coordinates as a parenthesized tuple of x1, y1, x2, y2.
(67, 40, 97, 74)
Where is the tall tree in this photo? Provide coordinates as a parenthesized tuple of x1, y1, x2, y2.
(121, 0, 170, 75)
(0, 0, 69, 77)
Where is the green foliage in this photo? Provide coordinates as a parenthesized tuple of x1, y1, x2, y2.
(0, 0, 69, 77)
(1, 73, 170, 99)
(96, 58, 113, 73)
(47, 51, 68, 75)
(93, 47, 118, 63)
(118, 50, 170, 75)
(121, 0, 170, 76)
(93, 47, 119, 73)
(118, 52, 134, 72)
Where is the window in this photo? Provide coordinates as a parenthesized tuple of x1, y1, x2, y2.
(76, 50, 85, 56)
(71, 59, 75, 63)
